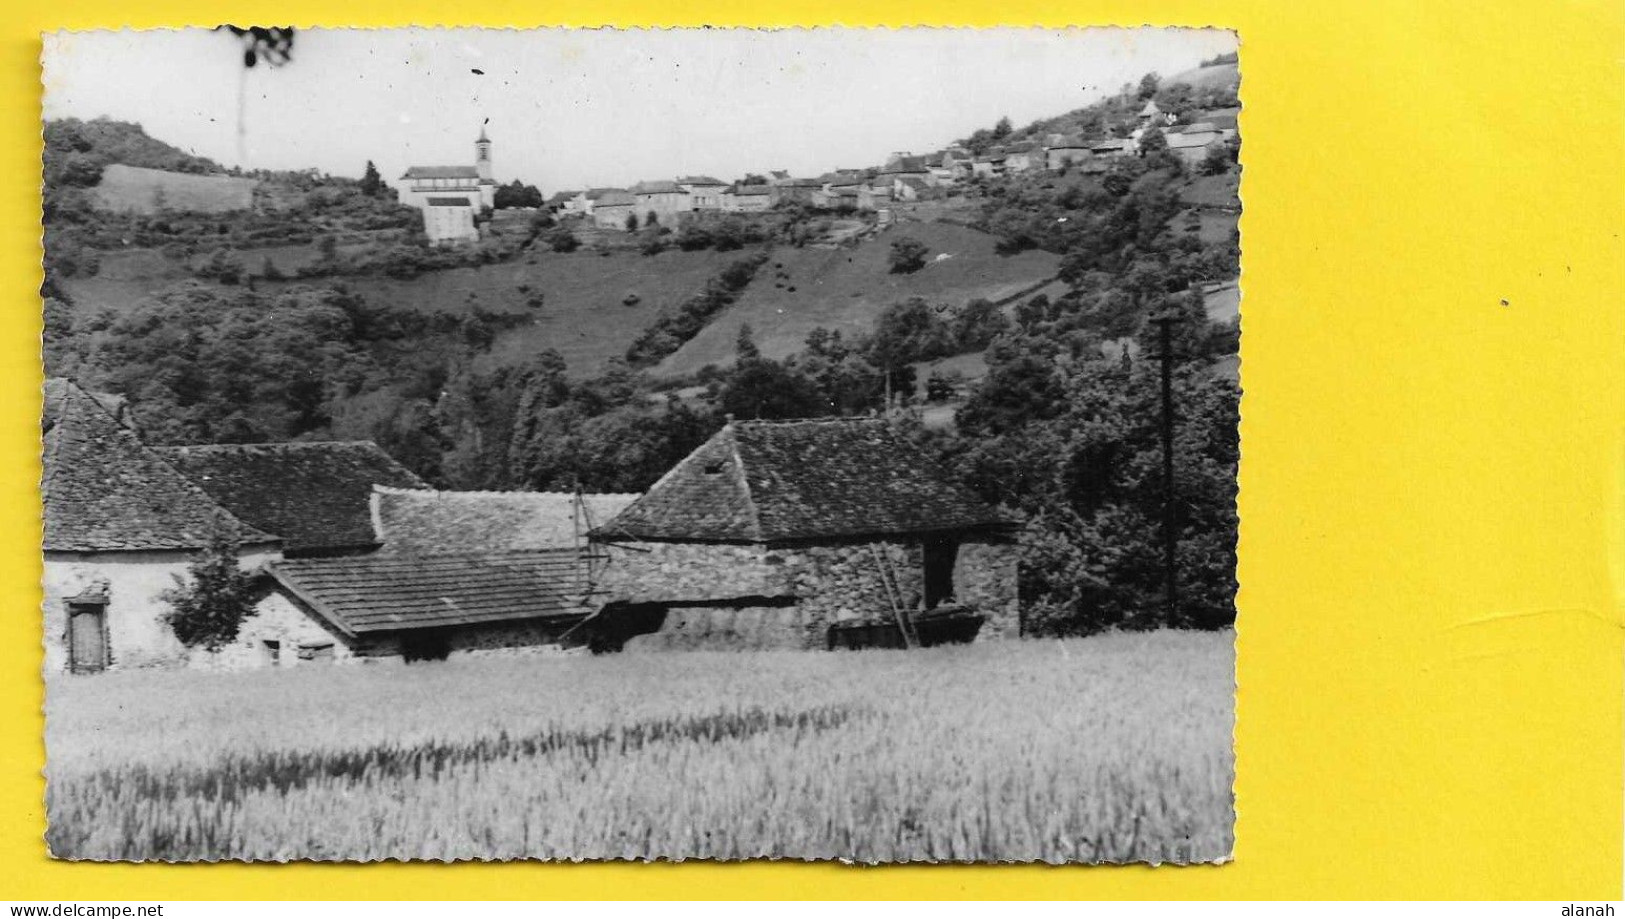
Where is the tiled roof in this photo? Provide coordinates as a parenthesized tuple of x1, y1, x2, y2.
(632, 180, 684, 195)
(880, 156, 929, 175)
(267, 551, 590, 635)
(729, 184, 772, 196)
(374, 485, 639, 553)
(1092, 138, 1133, 152)
(596, 419, 1016, 543)
(402, 166, 480, 179)
(895, 176, 931, 191)
(1167, 131, 1225, 150)
(1047, 134, 1090, 149)
(592, 191, 635, 207)
(585, 187, 630, 200)
(154, 442, 428, 554)
(676, 175, 725, 186)
(545, 191, 580, 205)
(42, 380, 279, 553)
(1140, 99, 1163, 116)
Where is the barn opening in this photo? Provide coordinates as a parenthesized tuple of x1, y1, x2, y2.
(922, 538, 959, 609)
(401, 630, 451, 662)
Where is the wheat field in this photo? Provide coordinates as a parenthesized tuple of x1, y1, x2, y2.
(43, 630, 1235, 863)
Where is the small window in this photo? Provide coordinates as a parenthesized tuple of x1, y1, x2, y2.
(703, 461, 725, 475)
(262, 639, 281, 666)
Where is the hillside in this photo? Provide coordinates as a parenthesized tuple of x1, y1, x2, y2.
(655, 222, 1060, 377)
(92, 163, 257, 214)
(1164, 61, 1240, 90)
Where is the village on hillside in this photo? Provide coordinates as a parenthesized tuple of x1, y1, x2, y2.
(399, 90, 1239, 244)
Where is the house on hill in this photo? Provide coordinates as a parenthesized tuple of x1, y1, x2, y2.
(152, 442, 428, 558)
(42, 379, 282, 674)
(631, 180, 690, 222)
(677, 176, 728, 211)
(588, 189, 636, 228)
(1045, 134, 1092, 171)
(587, 418, 1021, 652)
(398, 128, 498, 244)
(1163, 122, 1236, 166)
(722, 183, 773, 212)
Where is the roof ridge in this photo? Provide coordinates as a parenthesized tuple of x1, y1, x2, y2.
(155, 440, 388, 452)
(726, 426, 764, 542)
(372, 484, 640, 499)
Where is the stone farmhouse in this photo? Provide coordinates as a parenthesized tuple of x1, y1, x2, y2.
(45, 378, 1023, 672)
(41, 379, 610, 673)
(586, 418, 1022, 652)
(43, 380, 283, 674)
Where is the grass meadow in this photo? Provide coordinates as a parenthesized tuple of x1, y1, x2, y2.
(44, 630, 1234, 863)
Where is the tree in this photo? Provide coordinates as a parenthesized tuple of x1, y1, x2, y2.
(1138, 72, 1161, 100)
(1138, 126, 1168, 155)
(888, 236, 929, 274)
(548, 228, 580, 252)
(992, 116, 1013, 140)
(625, 212, 640, 232)
(160, 529, 259, 651)
(360, 160, 383, 197)
(494, 179, 544, 209)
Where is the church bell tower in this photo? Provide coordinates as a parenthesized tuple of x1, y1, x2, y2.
(475, 124, 495, 208)
(475, 125, 493, 182)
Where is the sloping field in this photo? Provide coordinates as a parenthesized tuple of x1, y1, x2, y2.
(92, 164, 256, 214)
(656, 222, 1060, 376)
(1165, 62, 1240, 91)
(340, 247, 756, 376)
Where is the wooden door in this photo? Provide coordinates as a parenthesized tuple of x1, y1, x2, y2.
(67, 602, 108, 674)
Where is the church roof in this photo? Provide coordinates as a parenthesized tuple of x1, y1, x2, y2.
(594, 418, 1016, 544)
(42, 379, 278, 553)
(153, 442, 428, 555)
(372, 486, 639, 554)
(401, 165, 480, 180)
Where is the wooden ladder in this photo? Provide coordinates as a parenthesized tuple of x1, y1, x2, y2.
(869, 544, 918, 648)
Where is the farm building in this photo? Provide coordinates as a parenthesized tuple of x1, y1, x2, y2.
(153, 442, 428, 557)
(586, 418, 1022, 652)
(370, 485, 639, 554)
(42, 379, 283, 674)
(249, 551, 593, 665)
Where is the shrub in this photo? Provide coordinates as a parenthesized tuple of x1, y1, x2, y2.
(548, 229, 580, 253)
(160, 531, 258, 652)
(888, 236, 929, 274)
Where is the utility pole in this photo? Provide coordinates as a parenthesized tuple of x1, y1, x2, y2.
(1152, 315, 1180, 626)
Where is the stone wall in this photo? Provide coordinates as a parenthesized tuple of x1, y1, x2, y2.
(622, 602, 813, 652)
(592, 530, 1021, 650)
(192, 587, 357, 671)
(593, 541, 793, 605)
(955, 535, 1022, 638)
(43, 546, 282, 674)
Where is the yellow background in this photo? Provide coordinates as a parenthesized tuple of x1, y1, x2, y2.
(4, 0, 1623, 900)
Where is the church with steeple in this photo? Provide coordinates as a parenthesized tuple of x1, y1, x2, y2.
(397, 126, 497, 244)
